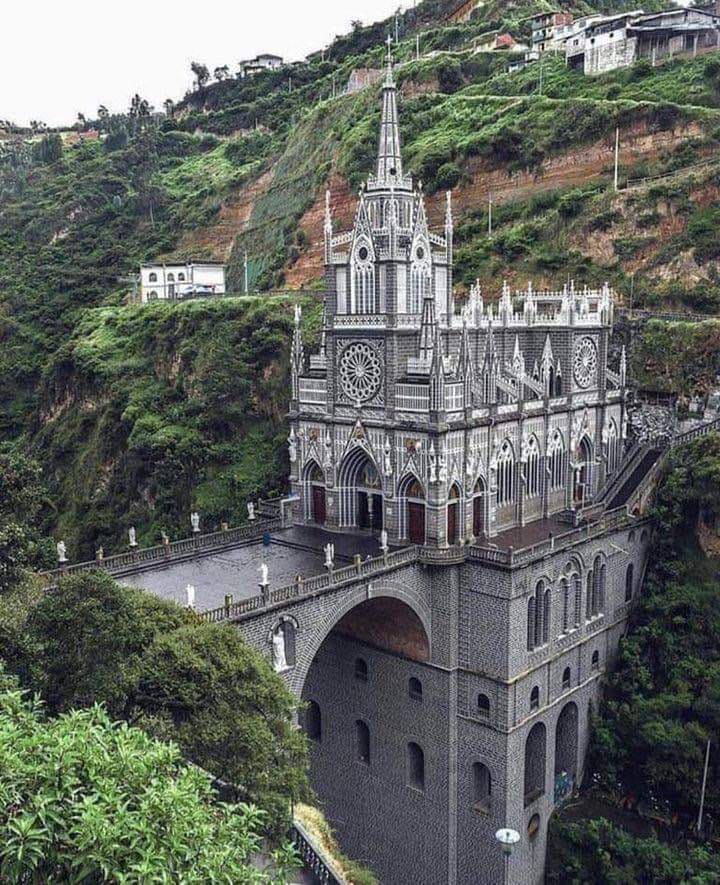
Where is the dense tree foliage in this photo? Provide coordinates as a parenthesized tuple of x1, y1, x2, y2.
(0, 451, 53, 590)
(3, 573, 309, 834)
(0, 667, 295, 883)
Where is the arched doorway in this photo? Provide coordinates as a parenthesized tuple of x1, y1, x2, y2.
(573, 437, 592, 506)
(554, 702, 578, 803)
(302, 460, 326, 525)
(399, 474, 426, 544)
(338, 449, 383, 532)
(472, 477, 486, 538)
(524, 722, 546, 806)
(447, 483, 461, 546)
(167, 272, 175, 299)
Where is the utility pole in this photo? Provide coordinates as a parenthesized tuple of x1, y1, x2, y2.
(614, 126, 620, 192)
(629, 271, 634, 316)
(244, 251, 249, 295)
(395, 13, 399, 45)
(697, 739, 711, 838)
(416, 33, 420, 60)
(488, 192, 493, 237)
(539, 54, 543, 96)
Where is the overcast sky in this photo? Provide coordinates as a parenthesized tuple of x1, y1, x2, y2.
(2, 0, 406, 127)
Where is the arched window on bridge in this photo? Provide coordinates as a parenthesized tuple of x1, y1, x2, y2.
(356, 720, 370, 764)
(472, 762, 491, 814)
(305, 700, 321, 742)
(530, 685, 540, 711)
(409, 677, 423, 701)
(354, 657, 368, 682)
(407, 742, 425, 792)
(477, 693, 490, 720)
(625, 563, 634, 602)
(562, 666, 571, 692)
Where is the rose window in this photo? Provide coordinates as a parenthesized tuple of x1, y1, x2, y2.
(339, 342, 382, 403)
(573, 337, 598, 389)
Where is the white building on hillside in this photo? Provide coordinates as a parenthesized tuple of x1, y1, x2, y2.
(140, 262, 226, 303)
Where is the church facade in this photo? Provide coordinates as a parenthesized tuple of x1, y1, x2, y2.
(286, 57, 649, 885)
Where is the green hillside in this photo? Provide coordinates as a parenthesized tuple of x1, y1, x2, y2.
(2, 0, 720, 556)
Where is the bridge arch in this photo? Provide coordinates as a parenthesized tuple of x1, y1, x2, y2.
(288, 579, 432, 697)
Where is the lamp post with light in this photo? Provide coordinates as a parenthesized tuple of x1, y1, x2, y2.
(495, 827, 521, 885)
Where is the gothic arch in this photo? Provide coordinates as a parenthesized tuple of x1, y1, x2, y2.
(447, 481, 462, 545)
(398, 472, 426, 544)
(471, 475, 487, 539)
(301, 458, 326, 522)
(337, 447, 383, 530)
(290, 579, 432, 697)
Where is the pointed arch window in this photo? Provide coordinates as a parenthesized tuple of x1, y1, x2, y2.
(524, 437, 541, 498)
(606, 420, 620, 475)
(548, 431, 565, 491)
(410, 246, 430, 313)
(527, 580, 550, 651)
(497, 441, 515, 506)
(351, 241, 377, 314)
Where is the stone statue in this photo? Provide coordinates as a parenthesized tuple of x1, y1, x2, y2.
(438, 456, 448, 484)
(380, 529, 389, 554)
(383, 436, 393, 478)
(161, 531, 170, 546)
(56, 541, 67, 563)
(128, 526, 137, 548)
(272, 624, 288, 672)
(185, 584, 196, 609)
(247, 502, 256, 521)
(288, 429, 297, 463)
(258, 562, 269, 587)
(324, 542, 335, 570)
(96, 547, 104, 562)
(428, 442, 438, 484)
(191, 512, 200, 533)
(324, 431, 333, 468)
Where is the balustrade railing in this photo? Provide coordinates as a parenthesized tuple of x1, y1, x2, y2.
(40, 519, 280, 588)
(291, 821, 347, 885)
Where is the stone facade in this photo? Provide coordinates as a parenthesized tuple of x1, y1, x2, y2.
(233, 56, 652, 884)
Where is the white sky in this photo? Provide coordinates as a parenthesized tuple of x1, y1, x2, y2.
(2, 0, 406, 127)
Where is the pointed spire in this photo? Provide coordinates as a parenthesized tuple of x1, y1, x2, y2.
(418, 291, 436, 365)
(324, 189, 333, 263)
(541, 334, 554, 396)
(445, 190, 453, 264)
(291, 304, 304, 401)
(620, 345, 627, 387)
(375, 38, 403, 187)
(458, 317, 474, 404)
(429, 322, 446, 413)
(319, 299, 327, 359)
(481, 319, 498, 404)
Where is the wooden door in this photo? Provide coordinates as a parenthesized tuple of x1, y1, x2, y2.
(408, 502, 425, 544)
(447, 502, 458, 545)
(312, 486, 326, 524)
(472, 495, 484, 538)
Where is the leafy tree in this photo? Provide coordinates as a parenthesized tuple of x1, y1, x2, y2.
(133, 622, 309, 833)
(0, 668, 296, 883)
(0, 451, 52, 589)
(18, 573, 309, 834)
(191, 61, 210, 90)
(214, 65, 230, 82)
(26, 571, 193, 716)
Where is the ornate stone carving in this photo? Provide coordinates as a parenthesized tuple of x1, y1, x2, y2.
(573, 336, 598, 389)
(338, 341, 383, 404)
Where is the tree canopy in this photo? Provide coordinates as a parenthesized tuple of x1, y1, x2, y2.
(0, 668, 295, 883)
(6, 572, 309, 835)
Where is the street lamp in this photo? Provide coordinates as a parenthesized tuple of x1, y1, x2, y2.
(495, 827, 521, 885)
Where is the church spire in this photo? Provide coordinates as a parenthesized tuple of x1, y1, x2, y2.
(376, 37, 403, 187)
